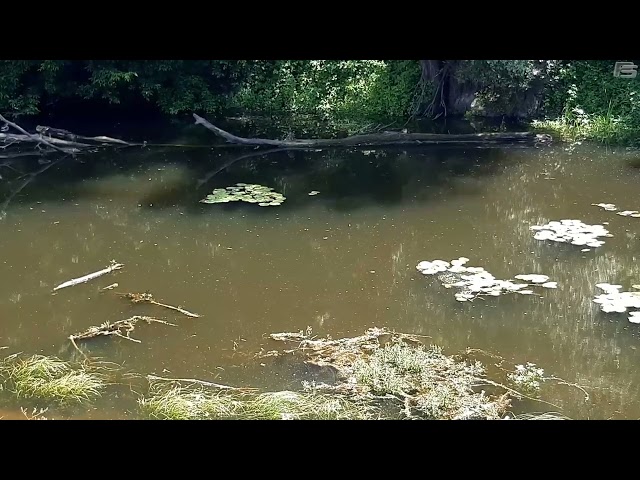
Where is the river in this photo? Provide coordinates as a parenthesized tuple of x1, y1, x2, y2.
(1, 118, 640, 419)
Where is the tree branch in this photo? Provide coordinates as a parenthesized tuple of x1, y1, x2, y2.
(193, 113, 551, 148)
(0, 114, 75, 154)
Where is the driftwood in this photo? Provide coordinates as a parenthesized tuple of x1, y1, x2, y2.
(52, 261, 124, 292)
(69, 315, 176, 355)
(35, 125, 133, 146)
(117, 291, 201, 318)
(0, 114, 143, 157)
(0, 114, 73, 154)
(193, 113, 553, 149)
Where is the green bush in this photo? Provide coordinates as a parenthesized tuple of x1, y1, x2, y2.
(229, 60, 421, 120)
(535, 61, 640, 144)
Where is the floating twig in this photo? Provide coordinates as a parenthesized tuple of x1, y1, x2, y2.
(53, 261, 124, 292)
(99, 283, 119, 292)
(119, 291, 201, 318)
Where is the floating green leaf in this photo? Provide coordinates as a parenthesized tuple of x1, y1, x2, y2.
(200, 184, 286, 206)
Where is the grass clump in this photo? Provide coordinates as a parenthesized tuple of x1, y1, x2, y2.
(0, 354, 105, 405)
(261, 328, 513, 420)
(140, 382, 374, 420)
(532, 113, 634, 145)
(351, 341, 507, 420)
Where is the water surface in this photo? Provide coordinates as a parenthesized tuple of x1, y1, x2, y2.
(1, 129, 640, 419)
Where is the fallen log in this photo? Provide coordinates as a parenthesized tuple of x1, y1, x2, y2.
(0, 113, 73, 154)
(193, 113, 553, 149)
(0, 133, 88, 151)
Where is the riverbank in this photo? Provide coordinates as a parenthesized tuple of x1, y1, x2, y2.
(0, 328, 573, 420)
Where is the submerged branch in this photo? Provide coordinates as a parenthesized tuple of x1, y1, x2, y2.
(69, 315, 176, 355)
(194, 113, 552, 149)
(118, 292, 201, 318)
(196, 147, 289, 189)
(146, 374, 257, 392)
(0, 157, 64, 218)
(52, 261, 124, 292)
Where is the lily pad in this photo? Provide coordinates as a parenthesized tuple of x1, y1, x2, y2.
(200, 183, 286, 207)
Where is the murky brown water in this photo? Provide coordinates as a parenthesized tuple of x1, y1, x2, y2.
(1, 135, 640, 419)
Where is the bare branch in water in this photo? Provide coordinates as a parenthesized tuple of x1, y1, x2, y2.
(52, 261, 124, 292)
(118, 291, 201, 318)
(0, 113, 75, 154)
(147, 374, 257, 392)
(196, 147, 286, 189)
(194, 113, 553, 148)
(69, 316, 176, 356)
(0, 157, 64, 218)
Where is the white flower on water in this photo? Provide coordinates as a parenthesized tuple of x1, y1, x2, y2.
(629, 312, 640, 324)
(541, 282, 558, 289)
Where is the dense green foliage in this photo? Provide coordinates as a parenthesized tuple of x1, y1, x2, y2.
(230, 60, 421, 119)
(0, 60, 420, 121)
(533, 60, 640, 144)
(0, 60, 250, 116)
(1, 59, 639, 145)
(456, 60, 554, 117)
